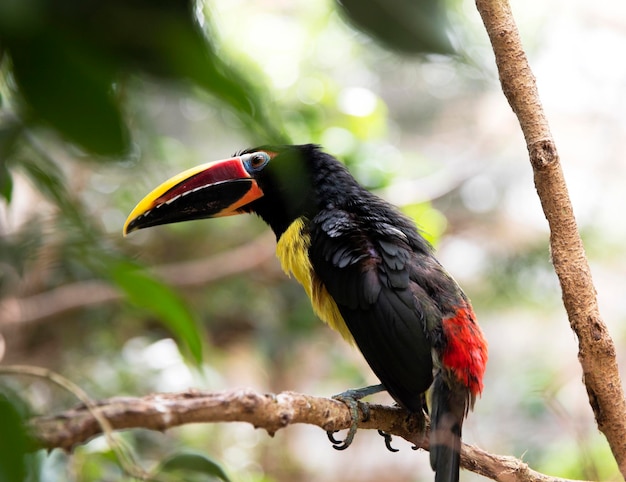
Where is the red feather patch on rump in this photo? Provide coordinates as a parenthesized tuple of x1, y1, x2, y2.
(441, 305, 488, 396)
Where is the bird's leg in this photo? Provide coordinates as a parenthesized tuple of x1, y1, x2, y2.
(327, 383, 386, 450)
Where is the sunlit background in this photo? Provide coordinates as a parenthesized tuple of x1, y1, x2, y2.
(1, 0, 625, 480)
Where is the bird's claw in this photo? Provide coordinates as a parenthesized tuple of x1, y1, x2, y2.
(377, 430, 399, 453)
(326, 429, 354, 450)
(327, 395, 361, 450)
(326, 430, 343, 445)
(326, 384, 384, 450)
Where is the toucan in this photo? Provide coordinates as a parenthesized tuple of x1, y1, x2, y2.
(124, 144, 488, 482)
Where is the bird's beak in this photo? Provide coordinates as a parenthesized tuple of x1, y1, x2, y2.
(123, 156, 264, 235)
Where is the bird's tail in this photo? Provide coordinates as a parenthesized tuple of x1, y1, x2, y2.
(429, 374, 468, 482)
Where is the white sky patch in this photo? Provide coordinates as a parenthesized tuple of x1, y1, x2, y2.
(337, 87, 378, 117)
(237, 14, 305, 90)
(264, 56, 300, 89)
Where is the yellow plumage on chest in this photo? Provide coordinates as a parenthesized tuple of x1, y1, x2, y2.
(276, 218, 354, 344)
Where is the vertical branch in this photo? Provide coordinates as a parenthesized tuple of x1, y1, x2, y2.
(475, 0, 626, 476)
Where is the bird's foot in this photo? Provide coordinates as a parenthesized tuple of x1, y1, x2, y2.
(326, 384, 386, 450)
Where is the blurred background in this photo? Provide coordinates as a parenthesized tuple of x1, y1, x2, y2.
(0, 0, 624, 480)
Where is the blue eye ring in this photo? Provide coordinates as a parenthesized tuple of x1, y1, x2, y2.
(243, 152, 271, 173)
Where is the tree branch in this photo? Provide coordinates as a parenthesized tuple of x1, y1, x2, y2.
(475, 0, 626, 476)
(28, 388, 589, 482)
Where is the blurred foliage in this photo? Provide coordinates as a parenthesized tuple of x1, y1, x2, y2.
(0, 0, 621, 481)
(157, 451, 232, 481)
(0, 0, 287, 156)
(479, 241, 560, 310)
(0, 391, 30, 482)
(108, 260, 203, 363)
(335, 0, 454, 55)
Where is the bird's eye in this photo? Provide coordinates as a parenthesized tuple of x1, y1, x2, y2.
(243, 152, 271, 172)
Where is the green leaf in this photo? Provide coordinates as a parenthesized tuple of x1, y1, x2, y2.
(335, 0, 455, 55)
(109, 260, 203, 364)
(0, 122, 23, 203)
(0, 394, 28, 482)
(0, 161, 13, 203)
(157, 452, 231, 482)
(8, 31, 128, 156)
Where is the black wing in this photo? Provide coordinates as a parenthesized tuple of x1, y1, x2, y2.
(309, 208, 441, 411)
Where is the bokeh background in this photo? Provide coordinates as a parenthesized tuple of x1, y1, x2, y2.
(1, 0, 625, 480)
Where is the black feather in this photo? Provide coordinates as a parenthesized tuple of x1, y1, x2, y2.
(430, 375, 469, 482)
(309, 207, 437, 411)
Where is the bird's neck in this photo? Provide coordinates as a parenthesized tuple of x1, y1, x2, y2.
(254, 198, 311, 240)
(255, 148, 361, 238)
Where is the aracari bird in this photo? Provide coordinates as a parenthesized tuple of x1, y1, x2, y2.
(124, 144, 488, 482)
